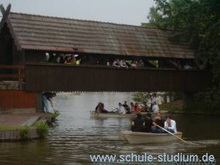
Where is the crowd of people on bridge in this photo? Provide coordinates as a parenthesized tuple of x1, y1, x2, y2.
(46, 54, 145, 68)
(112, 59, 145, 69)
(45, 50, 195, 71)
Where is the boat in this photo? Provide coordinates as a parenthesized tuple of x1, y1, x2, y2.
(90, 110, 168, 118)
(90, 111, 148, 118)
(120, 131, 183, 144)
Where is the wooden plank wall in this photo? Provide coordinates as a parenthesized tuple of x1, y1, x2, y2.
(0, 90, 36, 110)
(25, 63, 212, 92)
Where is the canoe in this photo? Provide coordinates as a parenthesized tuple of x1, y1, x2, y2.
(90, 110, 168, 118)
(121, 131, 183, 144)
(90, 111, 148, 118)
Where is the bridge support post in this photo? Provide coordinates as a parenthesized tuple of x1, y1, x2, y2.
(35, 93, 43, 112)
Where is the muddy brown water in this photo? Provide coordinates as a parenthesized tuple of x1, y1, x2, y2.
(0, 92, 219, 164)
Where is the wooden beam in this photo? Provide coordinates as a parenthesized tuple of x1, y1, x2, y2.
(0, 74, 24, 78)
(0, 4, 6, 15)
(0, 4, 11, 30)
(0, 65, 25, 69)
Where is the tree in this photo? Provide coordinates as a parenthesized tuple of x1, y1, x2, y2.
(146, 0, 220, 112)
(147, 0, 220, 67)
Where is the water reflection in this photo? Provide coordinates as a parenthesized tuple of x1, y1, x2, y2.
(0, 92, 219, 164)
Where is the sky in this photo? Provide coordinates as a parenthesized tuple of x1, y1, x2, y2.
(0, 0, 155, 26)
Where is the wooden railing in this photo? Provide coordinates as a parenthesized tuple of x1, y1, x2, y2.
(25, 63, 212, 92)
(0, 65, 25, 89)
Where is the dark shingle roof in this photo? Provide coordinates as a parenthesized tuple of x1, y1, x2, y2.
(7, 12, 194, 59)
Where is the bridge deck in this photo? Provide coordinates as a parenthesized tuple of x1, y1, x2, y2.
(24, 63, 211, 92)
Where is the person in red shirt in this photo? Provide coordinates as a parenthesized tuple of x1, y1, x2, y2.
(134, 103, 141, 113)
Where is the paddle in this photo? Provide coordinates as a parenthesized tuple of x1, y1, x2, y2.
(154, 123, 187, 143)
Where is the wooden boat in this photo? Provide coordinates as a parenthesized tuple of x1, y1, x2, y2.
(90, 110, 168, 118)
(90, 111, 149, 118)
(120, 131, 183, 144)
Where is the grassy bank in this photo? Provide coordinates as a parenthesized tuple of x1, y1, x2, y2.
(160, 100, 220, 115)
(160, 100, 184, 113)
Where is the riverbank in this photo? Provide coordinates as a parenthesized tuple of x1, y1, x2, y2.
(160, 100, 184, 114)
(160, 100, 220, 115)
(0, 113, 51, 141)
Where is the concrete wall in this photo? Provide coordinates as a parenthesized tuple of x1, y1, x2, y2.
(0, 128, 39, 141)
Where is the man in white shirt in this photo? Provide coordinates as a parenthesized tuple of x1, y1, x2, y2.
(164, 115, 177, 133)
(118, 102, 126, 114)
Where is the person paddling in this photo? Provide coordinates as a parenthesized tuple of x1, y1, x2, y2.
(164, 115, 177, 133)
(152, 112, 166, 133)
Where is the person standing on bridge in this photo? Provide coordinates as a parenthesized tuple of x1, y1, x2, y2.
(112, 59, 120, 68)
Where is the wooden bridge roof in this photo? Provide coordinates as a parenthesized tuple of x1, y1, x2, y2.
(4, 12, 194, 59)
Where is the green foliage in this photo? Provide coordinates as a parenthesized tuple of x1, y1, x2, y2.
(132, 92, 150, 103)
(51, 111, 60, 122)
(19, 126, 30, 141)
(165, 92, 182, 101)
(147, 0, 220, 112)
(160, 100, 184, 112)
(148, 0, 220, 67)
(34, 122, 49, 138)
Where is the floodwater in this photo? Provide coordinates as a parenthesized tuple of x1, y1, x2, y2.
(0, 92, 220, 165)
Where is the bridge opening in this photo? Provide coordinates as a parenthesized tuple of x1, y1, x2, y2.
(47, 91, 186, 116)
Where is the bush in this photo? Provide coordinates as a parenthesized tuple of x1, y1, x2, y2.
(19, 126, 30, 141)
(132, 92, 150, 103)
(34, 122, 49, 138)
(51, 111, 60, 122)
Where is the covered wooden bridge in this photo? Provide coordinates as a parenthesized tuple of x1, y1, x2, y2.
(0, 4, 211, 93)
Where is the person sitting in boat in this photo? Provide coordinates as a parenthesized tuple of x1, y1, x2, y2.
(118, 102, 126, 114)
(144, 113, 153, 132)
(95, 102, 108, 113)
(123, 101, 131, 114)
(134, 103, 141, 113)
(152, 112, 166, 133)
(131, 113, 145, 132)
(95, 102, 102, 112)
(112, 102, 126, 114)
(164, 115, 177, 133)
(130, 102, 135, 113)
(141, 101, 149, 112)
